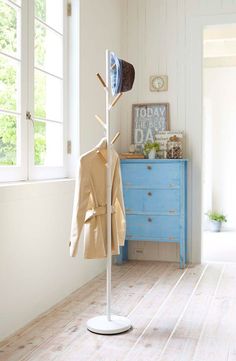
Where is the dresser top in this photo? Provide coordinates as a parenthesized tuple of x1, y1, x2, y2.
(120, 159, 188, 163)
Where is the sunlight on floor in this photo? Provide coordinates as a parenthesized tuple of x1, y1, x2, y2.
(202, 231, 236, 262)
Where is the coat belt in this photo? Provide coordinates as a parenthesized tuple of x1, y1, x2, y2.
(85, 205, 115, 223)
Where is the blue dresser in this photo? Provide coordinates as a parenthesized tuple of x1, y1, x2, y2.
(119, 159, 187, 268)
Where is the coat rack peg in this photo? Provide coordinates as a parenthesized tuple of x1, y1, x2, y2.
(95, 114, 106, 129)
(111, 132, 120, 144)
(110, 92, 123, 109)
(96, 73, 107, 88)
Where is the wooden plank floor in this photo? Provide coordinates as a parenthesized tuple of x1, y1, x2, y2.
(1, 261, 236, 361)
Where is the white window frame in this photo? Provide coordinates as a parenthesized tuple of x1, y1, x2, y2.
(0, 0, 68, 182)
(0, 0, 27, 182)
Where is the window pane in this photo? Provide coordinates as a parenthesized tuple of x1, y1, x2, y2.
(34, 120, 63, 166)
(0, 55, 20, 112)
(35, 20, 62, 77)
(34, 69, 62, 121)
(35, 0, 63, 33)
(0, 113, 17, 165)
(0, 1, 20, 57)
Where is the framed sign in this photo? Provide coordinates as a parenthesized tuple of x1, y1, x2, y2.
(132, 103, 169, 151)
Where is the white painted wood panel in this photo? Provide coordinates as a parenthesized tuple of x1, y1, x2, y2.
(121, 0, 236, 263)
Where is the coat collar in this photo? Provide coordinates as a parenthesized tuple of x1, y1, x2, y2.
(95, 138, 116, 163)
(96, 137, 107, 151)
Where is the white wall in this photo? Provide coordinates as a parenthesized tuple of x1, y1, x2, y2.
(120, 0, 236, 263)
(202, 97, 213, 228)
(204, 66, 236, 230)
(0, 0, 122, 342)
(0, 180, 106, 341)
(79, 0, 122, 154)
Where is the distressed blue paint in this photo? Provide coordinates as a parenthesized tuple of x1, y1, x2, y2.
(119, 159, 188, 268)
(122, 162, 180, 189)
(126, 215, 180, 240)
(124, 188, 180, 214)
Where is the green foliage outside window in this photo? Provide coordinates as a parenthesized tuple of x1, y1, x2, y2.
(0, 0, 47, 166)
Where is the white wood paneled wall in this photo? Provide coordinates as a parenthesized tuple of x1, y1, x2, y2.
(120, 0, 236, 263)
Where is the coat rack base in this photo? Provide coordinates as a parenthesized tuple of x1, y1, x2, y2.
(87, 315, 132, 335)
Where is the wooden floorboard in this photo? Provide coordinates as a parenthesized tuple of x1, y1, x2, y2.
(0, 261, 236, 361)
(157, 263, 223, 361)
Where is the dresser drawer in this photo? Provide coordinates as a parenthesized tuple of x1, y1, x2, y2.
(126, 215, 180, 241)
(124, 188, 179, 215)
(121, 162, 180, 188)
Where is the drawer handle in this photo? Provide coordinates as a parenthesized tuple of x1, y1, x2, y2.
(148, 217, 152, 222)
(169, 209, 176, 213)
(147, 165, 152, 170)
(147, 192, 152, 196)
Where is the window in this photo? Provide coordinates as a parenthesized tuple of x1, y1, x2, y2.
(0, 0, 68, 182)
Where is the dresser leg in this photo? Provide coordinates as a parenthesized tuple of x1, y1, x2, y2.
(180, 240, 186, 269)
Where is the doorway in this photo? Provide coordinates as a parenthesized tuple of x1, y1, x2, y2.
(202, 24, 236, 262)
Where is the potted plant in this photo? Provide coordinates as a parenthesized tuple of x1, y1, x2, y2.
(143, 141, 160, 159)
(206, 211, 227, 232)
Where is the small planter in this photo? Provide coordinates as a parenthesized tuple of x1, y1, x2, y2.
(206, 211, 227, 232)
(148, 148, 156, 159)
(143, 141, 160, 160)
(209, 220, 222, 232)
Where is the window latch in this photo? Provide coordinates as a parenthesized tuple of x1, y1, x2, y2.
(67, 140, 72, 154)
(67, 2, 72, 16)
(26, 111, 32, 120)
(26, 111, 34, 127)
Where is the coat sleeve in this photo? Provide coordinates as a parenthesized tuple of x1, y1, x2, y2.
(113, 156, 126, 246)
(69, 157, 90, 257)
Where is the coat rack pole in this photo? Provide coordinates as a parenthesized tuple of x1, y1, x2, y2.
(87, 50, 131, 335)
(105, 49, 112, 322)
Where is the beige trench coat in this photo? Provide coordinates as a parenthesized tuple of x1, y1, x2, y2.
(69, 138, 126, 258)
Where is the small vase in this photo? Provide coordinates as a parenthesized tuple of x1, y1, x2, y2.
(148, 149, 156, 159)
(210, 220, 222, 232)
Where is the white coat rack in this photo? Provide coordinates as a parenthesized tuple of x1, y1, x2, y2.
(86, 50, 132, 335)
